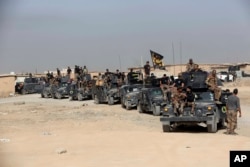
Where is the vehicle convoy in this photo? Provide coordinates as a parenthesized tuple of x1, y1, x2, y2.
(68, 74, 94, 101)
(16, 77, 44, 95)
(216, 71, 233, 82)
(92, 73, 123, 105)
(160, 71, 232, 133)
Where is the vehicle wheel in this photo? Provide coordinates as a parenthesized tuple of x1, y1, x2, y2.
(56, 92, 62, 99)
(41, 92, 44, 98)
(218, 118, 226, 129)
(94, 95, 99, 104)
(207, 116, 217, 133)
(77, 93, 83, 101)
(153, 105, 161, 116)
(162, 124, 171, 132)
(121, 100, 125, 108)
(137, 101, 143, 113)
(125, 101, 130, 110)
(108, 96, 114, 105)
(51, 93, 56, 99)
(43, 92, 49, 98)
(21, 89, 26, 95)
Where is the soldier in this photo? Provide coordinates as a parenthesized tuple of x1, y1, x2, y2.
(56, 68, 61, 77)
(172, 87, 186, 116)
(83, 65, 88, 75)
(160, 74, 172, 102)
(205, 69, 221, 103)
(185, 86, 195, 116)
(144, 61, 151, 78)
(186, 58, 195, 72)
(225, 88, 242, 135)
(67, 66, 72, 76)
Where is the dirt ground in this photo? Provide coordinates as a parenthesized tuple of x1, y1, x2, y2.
(0, 79, 250, 167)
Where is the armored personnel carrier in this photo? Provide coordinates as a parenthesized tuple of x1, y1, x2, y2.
(92, 73, 122, 105)
(160, 71, 231, 133)
(68, 74, 94, 101)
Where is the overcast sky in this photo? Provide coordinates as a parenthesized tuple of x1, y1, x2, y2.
(0, 0, 250, 74)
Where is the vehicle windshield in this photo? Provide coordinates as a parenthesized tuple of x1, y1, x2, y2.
(149, 88, 163, 96)
(125, 85, 142, 93)
(195, 92, 214, 102)
(24, 78, 38, 83)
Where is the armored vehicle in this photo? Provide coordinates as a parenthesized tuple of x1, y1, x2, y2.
(92, 74, 122, 105)
(41, 76, 70, 99)
(137, 83, 166, 116)
(120, 84, 143, 110)
(68, 74, 95, 101)
(16, 77, 44, 95)
(160, 71, 231, 133)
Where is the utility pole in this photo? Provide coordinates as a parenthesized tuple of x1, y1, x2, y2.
(172, 42, 176, 76)
(180, 41, 182, 72)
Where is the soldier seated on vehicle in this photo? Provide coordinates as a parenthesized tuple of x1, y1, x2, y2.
(205, 69, 222, 103)
(186, 58, 195, 72)
(185, 86, 195, 116)
(172, 87, 186, 117)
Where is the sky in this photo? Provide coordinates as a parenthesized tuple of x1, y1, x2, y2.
(0, 0, 250, 74)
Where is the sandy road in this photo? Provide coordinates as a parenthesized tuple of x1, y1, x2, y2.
(0, 91, 250, 167)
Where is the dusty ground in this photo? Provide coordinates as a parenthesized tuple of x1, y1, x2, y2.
(0, 79, 250, 167)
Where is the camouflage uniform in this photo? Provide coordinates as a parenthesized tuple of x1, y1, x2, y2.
(172, 89, 186, 115)
(226, 91, 241, 134)
(205, 71, 221, 101)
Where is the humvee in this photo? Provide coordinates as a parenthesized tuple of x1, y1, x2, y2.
(160, 71, 231, 133)
(92, 74, 122, 105)
(16, 77, 44, 95)
(120, 84, 143, 110)
(68, 74, 94, 101)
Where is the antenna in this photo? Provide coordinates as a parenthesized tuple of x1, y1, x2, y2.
(172, 42, 176, 76)
(180, 41, 182, 72)
(119, 55, 122, 71)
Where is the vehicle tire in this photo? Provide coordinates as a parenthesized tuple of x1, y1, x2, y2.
(41, 92, 44, 98)
(56, 92, 62, 99)
(51, 93, 56, 99)
(43, 91, 49, 98)
(21, 89, 26, 95)
(94, 95, 99, 104)
(207, 116, 217, 133)
(121, 99, 125, 108)
(137, 101, 143, 113)
(162, 124, 171, 132)
(125, 101, 130, 110)
(108, 96, 114, 105)
(218, 118, 226, 129)
(152, 105, 161, 116)
(77, 93, 83, 101)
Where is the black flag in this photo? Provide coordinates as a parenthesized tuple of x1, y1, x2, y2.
(150, 50, 164, 69)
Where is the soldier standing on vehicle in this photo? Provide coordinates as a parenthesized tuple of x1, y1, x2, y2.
(172, 87, 186, 116)
(205, 69, 221, 103)
(225, 88, 241, 135)
(160, 74, 171, 102)
(56, 68, 61, 77)
(67, 66, 72, 75)
(186, 58, 195, 72)
(83, 65, 88, 75)
(185, 86, 195, 116)
(144, 61, 151, 78)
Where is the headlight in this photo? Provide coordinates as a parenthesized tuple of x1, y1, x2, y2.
(207, 106, 212, 110)
(164, 107, 168, 112)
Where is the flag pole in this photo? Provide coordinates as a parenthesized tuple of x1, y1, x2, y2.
(180, 41, 182, 72)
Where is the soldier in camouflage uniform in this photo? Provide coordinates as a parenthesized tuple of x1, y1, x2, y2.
(186, 58, 195, 72)
(172, 87, 186, 116)
(225, 88, 242, 135)
(205, 69, 221, 103)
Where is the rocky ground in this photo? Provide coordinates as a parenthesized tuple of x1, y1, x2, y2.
(0, 79, 250, 167)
